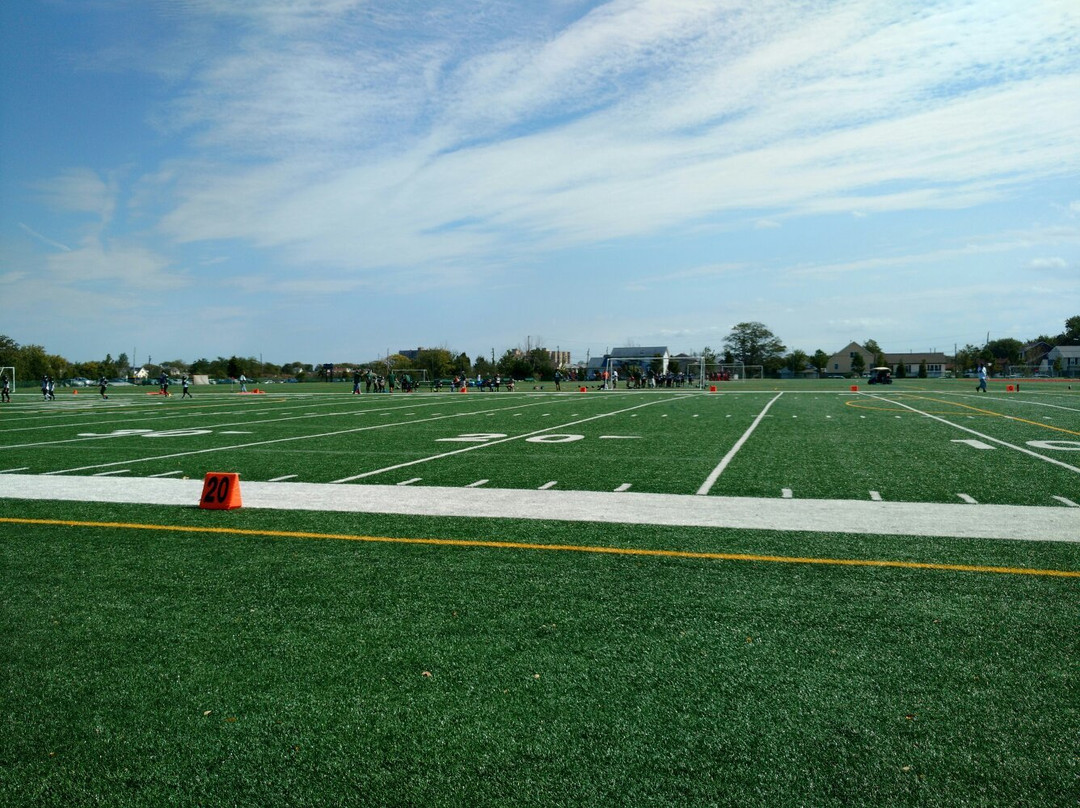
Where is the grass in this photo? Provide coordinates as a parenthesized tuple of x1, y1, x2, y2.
(2, 380, 1079, 806)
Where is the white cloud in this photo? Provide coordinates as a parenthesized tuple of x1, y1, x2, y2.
(1026, 257, 1068, 270)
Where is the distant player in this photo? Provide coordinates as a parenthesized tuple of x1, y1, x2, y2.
(976, 363, 987, 393)
(181, 376, 192, 399)
(1, 374, 10, 403)
(99, 376, 109, 400)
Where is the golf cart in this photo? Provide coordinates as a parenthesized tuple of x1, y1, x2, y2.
(868, 366, 893, 385)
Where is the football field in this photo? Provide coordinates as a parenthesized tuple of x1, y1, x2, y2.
(2, 380, 1078, 806)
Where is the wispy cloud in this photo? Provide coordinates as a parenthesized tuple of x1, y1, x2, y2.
(19, 223, 72, 252)
(140, 0, 1080, 275)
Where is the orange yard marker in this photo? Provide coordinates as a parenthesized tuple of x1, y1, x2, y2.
(199, 472, 242, 510)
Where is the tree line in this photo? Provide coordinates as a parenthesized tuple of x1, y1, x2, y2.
(1, 315, 1076, 385)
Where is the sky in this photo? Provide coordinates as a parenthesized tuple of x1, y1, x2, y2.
(2, 0, 1078, 367)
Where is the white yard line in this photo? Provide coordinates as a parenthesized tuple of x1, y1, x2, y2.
(330, 397, 684, 483)
(2, 473, 1077, 543)
(38, 400, 554, 477)
(696, 393, 784, 496)
(860, 392, 1080, 474)
(1, 397, 484, 449)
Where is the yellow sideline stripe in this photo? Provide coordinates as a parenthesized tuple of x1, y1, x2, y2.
(3, 517, 1078, 578)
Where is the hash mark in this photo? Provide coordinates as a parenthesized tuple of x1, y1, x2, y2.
(781, 488, 793, 499)
(539, 481, 558, 490)
(1051, 496, 1079, 508)
(957, 493, 978, 504)
(466, 479, 489, 488)
(397, 478, 422, 486)
(614, 483, 632, 492)
(869, 491, 882, 501)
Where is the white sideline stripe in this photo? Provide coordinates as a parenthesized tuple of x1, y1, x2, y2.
(148, 470, 184, 478)
(397, 478, 422, 486)
(0, 467, 30, 474)
(93, 469, 130, 477)
(697, 393, 783, 496)
(268, 474, 298, 482)
(1, 474, 1078, 543)
(466, 479, 489, 488)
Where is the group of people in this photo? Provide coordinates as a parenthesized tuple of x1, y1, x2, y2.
(157, 372, 193, 398)
(353, 369, 415, 394)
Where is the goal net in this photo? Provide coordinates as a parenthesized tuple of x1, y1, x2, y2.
(698, 362, 763, 384)
(602, 356, 661, 388)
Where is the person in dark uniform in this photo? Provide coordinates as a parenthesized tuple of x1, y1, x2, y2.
(99, 376, 109, 400)
(181, 376, 192, 399)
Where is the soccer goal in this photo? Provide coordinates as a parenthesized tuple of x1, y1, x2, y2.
(698, 362, 764, 384)
(602, 356, 654, 388)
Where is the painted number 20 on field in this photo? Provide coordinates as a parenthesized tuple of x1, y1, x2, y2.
(437, 433, 585, 444)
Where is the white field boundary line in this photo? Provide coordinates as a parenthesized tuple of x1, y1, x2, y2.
(931, 391, 1080, 414)
(860, 393, 1080, 475)
(696, 392, 783, 496)
(38, 399, 562, 476)
(1, 474, 1077, 543)
(0, 395, 487, 445)
(330, 396, 690, 482)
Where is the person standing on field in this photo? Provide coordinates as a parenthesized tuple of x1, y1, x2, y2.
(976, 363, 987, 393)
(99, 376, 109, 400)
(1, 374, 10, 403)
(181, 376, 192, 399)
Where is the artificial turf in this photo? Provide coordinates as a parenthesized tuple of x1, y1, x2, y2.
(2, 500, 1077, 807)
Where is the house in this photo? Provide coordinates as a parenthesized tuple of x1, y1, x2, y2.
(825, 342, 875, 376)
(826, 342, 952, 377)
(884, 351, 951, 378)
(1046, 345, 1080, 377)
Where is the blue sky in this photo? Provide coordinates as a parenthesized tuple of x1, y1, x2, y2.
(2, 0, 1078, 366)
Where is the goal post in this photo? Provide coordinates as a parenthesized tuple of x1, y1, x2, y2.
(698, 362, 763, 383)
(0, 366, 12, 391)
(603, 356, 658, 388)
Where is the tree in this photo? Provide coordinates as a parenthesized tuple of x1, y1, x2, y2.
(786, 350, 809, 375)
(850, 352, 866, 377)
(455, 352, 472, 377)
(918, 359, 928, 378)
(811, 349, 830, 376)
(954, 344, 981, 376)
(414, 348, 454, 380)
(473, 356, 495, 380)
(1062, 315, 1080, 345)
(987, 338, 1023, 366)
(723, 322, 786, 368)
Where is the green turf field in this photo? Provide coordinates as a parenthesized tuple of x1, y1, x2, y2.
(2, 379, 1078, 806)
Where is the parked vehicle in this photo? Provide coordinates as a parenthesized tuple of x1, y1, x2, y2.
(868, 367, 893, 385)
